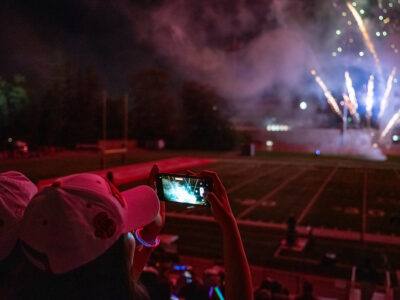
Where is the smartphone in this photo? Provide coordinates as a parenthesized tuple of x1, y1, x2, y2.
(156, 173, 212, 206)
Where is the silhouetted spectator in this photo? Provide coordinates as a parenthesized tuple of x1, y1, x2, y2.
(0, 171, 37, 299)
(254, 288, 272, 300)
(16, 172, 162, 300)
(296, 281, 316, 300)
(140, 267, 171, 300)
(286, 215, 297, 247)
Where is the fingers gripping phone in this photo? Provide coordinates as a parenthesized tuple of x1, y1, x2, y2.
(156, 173, 212, 206)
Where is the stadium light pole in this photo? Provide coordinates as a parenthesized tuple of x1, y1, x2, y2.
(341, 103, 348, 146)
(122, 94, 129, 163)
(123, 94, 128, 145)
(102, 90, 107, 142)
(101, 90, 107, 169)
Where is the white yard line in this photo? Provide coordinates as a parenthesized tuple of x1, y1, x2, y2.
(297, 167, 338, 224)
(227, 164, 285, 194)
(237, 168, 309, 220)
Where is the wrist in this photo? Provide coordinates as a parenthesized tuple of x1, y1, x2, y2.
(218, 214, 237, 230)
(140, 228, 160, 241)
(134, 228, 160, 248)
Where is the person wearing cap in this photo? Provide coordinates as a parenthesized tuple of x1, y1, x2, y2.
(16, 166, 163, 300)
(0, 171, 38, 299)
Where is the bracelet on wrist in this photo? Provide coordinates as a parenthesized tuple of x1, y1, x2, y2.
(134, 228, 160, 248)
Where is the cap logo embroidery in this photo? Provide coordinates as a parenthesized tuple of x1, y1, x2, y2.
(92, 212, 116, 239)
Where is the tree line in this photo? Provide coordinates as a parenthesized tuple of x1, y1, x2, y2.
(0, 64, 236, 150)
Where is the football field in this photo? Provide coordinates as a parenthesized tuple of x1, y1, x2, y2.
(162, 157, 400, 285)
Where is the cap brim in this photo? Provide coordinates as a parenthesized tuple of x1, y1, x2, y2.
(121, 185, 160, 232)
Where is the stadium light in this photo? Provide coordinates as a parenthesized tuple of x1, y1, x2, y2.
(299, 101, 308, 110)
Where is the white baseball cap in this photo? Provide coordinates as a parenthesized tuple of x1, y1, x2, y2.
(0, 171, 38, 260)
(19, 173, 160, 274)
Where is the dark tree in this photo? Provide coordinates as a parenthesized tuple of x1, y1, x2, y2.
(35, 63, 102, 147)
(129, 69, 178, 145)
(180, 81, 236, 150)
(0, 75, 30, 142)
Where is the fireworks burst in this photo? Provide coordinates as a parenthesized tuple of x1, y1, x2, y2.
(379, 67, 396, 118)
(311, 0, 400, 149)
(310, 69, 342, 117)
(346, 2, 382, 74)
(380, 110, 400, 139)
(365, 75, 374, 120)
(344, 71, 360, 120)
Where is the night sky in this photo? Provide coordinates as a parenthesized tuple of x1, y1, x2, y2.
(0, 0, 289, 95)
(0, 0, 160, 92)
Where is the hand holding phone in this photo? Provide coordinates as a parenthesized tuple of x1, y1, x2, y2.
(156, 173, 212, 206)
(200, 170, 235, 226)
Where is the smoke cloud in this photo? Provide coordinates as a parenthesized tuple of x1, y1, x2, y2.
(133, 0, 314, 100)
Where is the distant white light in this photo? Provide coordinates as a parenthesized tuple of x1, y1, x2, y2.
(299, 101, 308, 110)
(376, 31, 381, 37)
(359, 9, 365, 14)
(332, 51, 337, 57)
(342, 11, 347, 16)
(266, 140, 274, 147)
(7, 137, 13, 143)
(352, 2, 357, 7)
(394, 78, 398, 83)
(337, 47, 343, 52)
(266, 124, 290, 132)
(359, 51, 365, 57)
(349, 38, 354, 43)
(389, 2, 393, 7)
(315, 149, 321, 156)
(336, 29, 341, 35)
(392, 135, 399, 142)
(382, 31, 387, 36)
(347, 20, 352, 25)
(379, 15, 384, 21)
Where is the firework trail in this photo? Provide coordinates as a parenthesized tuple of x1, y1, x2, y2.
(311, 69, 342, 117)
(343, 94, 358, 117)
(380, 110, 400, 139)
(346, 2, 382, 74)
(379, 67, 396, 118)
(344, 71, 360, 120)
(365, 75, 374, 119)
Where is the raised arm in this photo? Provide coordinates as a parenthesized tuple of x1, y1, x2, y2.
(202, 171, 253, 300)
(131, 165, 165, 280)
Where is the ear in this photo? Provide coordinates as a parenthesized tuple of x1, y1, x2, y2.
(124, 232, 136, 269)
